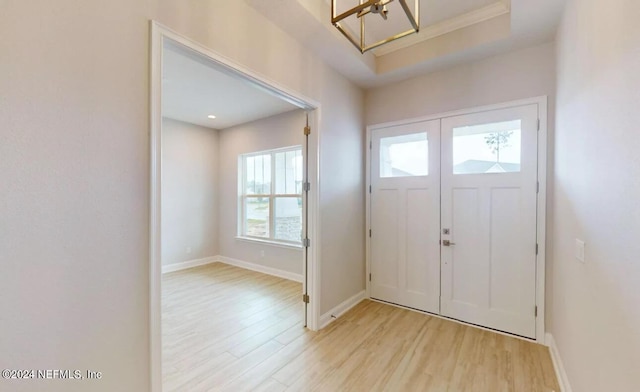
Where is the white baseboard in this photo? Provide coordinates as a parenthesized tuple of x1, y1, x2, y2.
(319, 290, 367, 329)
(546, 333, 573, 392)
(162, 256, 217, 274)
(216, 256, 303, 283)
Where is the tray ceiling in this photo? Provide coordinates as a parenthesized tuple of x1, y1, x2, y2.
(247, 0, 565, 87)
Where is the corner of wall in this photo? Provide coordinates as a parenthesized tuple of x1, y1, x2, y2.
(545, 333, 573, 392)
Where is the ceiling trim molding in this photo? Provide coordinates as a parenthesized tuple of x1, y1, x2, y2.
(373, 1, 511, 57)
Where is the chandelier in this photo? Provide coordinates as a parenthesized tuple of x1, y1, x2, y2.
(331, 0, 420, 53)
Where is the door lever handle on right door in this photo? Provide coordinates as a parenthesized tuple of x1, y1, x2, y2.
(442, 240, 456, 246)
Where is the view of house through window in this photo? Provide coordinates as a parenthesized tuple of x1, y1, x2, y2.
(453, 120, 522, 174)
(240, 146, 303, 244)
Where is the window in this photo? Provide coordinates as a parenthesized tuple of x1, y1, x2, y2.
(239, 146, 303, 245)
(380, 132, 429, 177)
(453, 120, 522, 174)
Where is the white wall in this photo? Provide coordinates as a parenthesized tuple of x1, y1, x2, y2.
(0, 1, 364, 391)
(1, 2, 152, 391)
(218, 110, 304, 275)
(365, 42, 557, 125)
(317, 66, 366, 314)
(551, 0, 640, 390)
(161, 118, 218, 266)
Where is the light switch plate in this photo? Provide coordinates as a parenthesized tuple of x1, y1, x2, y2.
(575, 239, 585, 263)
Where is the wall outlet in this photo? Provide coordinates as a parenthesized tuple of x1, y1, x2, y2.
(186, 246, 192, 254)
(575, 239, 585, 263)
(260, 250, 265, 258)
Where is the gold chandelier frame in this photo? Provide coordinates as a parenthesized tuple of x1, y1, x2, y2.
(331, 0, 420, 53)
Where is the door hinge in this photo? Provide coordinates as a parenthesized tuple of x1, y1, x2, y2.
(369, 229, 372, 238)
(303, 294, 310, 303)
(535, 306, 538, 317)
(303, 182, 311, 192)
(537, 181, 540, 194)
(369, 273, 372, 282)
(369, 141, 372, 149)
(304, 125, 311, 136)
(537, 119, 540, 131)
(302, 238, 311, 248)
(536, 243, 539, 255)
(369, 185, 372, 193)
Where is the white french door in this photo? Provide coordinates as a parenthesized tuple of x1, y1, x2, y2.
(370, 120, 441, 313)
(369, 103, 541, 339)
(440, 104, 538, 338)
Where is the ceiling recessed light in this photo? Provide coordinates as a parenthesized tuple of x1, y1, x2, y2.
(207, 115, 216, 119)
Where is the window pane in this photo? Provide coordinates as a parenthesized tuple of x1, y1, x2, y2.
(261, 155, 271, 194)
(274, 197, 302, 242)
(380, 133, 428, 178)
(275, 148, 302, 195)
(246, 154, 271, 194)
(245, 156, 255, 194)
(453, 120, 521, 174)
(286, 150, 296, 194)
(245, 197, 269, 238)
(295, 150, 303, 194)
(254, 155, 262, 194)
(275, 151, 286, 194)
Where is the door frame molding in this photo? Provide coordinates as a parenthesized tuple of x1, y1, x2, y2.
(150, 21, 322, 392)
(365, 96, 548, 344)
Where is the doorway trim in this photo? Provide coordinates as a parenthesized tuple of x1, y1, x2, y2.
(365, 96, 547, 344)
(149, 21, 322, 392)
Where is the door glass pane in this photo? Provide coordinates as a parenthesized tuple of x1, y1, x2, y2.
(453, 120, 521, 174)
(380, 132, 428, 177)
(245, 197, 270, 238)
(274, 197, 302, 242)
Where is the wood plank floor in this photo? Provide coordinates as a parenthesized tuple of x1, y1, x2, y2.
(162, 263, 559, 391)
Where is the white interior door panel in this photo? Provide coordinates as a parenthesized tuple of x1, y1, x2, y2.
(370, 120, 441, 313)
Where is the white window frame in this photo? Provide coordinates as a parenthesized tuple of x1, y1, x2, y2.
(238, 145, 303, 247)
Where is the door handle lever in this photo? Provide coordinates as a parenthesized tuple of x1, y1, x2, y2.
(442, 240, 456, 246)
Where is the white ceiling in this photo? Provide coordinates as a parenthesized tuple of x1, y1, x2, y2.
(162, 42, 299, 129)
(423, 0, 498, 25)
(247, 0, 566, 87)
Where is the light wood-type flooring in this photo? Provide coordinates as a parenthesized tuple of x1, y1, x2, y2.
(162, 263, 559, 391)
